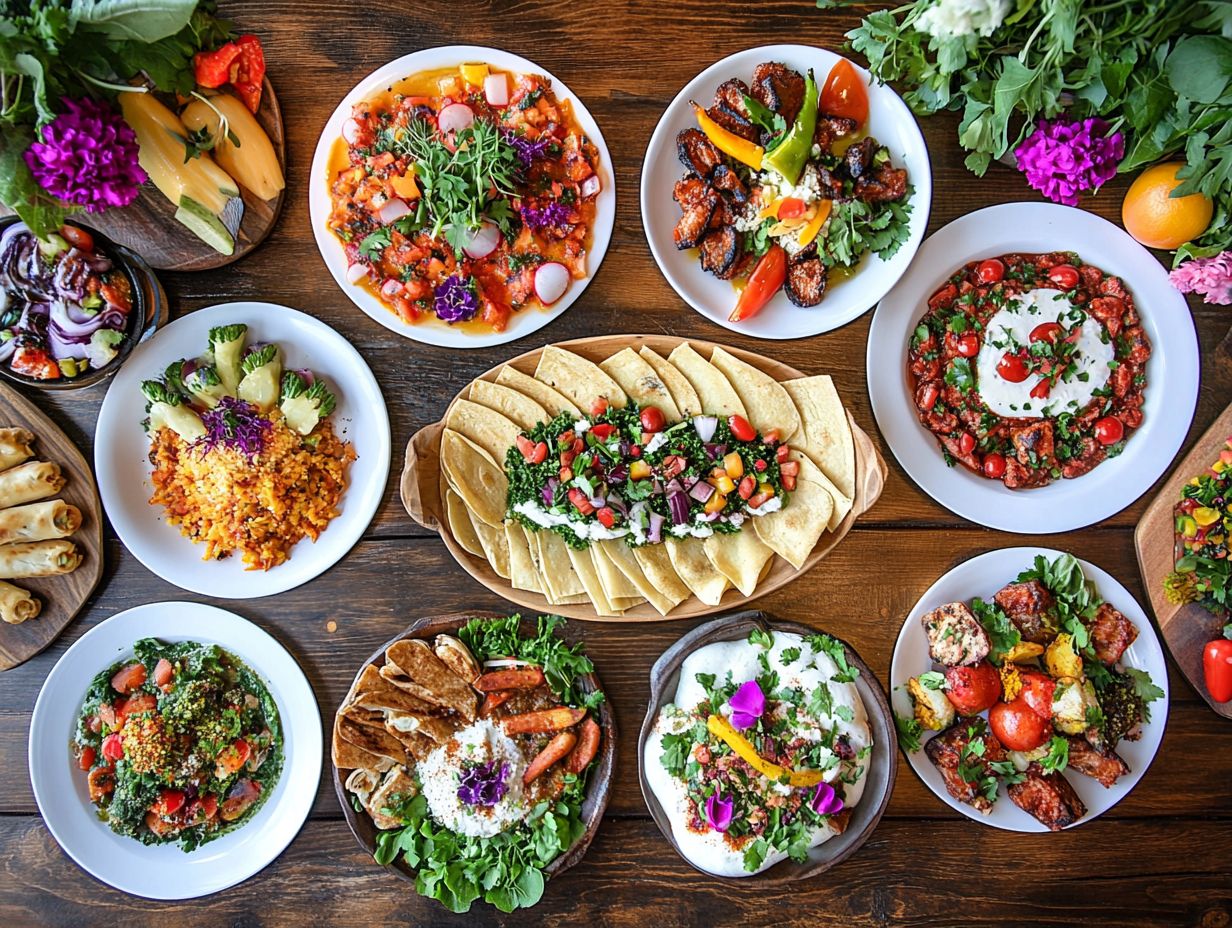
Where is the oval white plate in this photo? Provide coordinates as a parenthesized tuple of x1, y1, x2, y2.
(29, 602, 321, 898)
(309, 45, 616, 349)
(868, 202, 1199, 533)
(641, 43, 932, 340)
(95, 302, 389, 598)
(890, 546, 1168, 832)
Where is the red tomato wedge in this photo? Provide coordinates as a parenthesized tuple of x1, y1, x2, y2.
(730, 244, 787, 322)
(820, 59, 868, 126)
(110, 661, 147, 694)
(1204, 639, 1232, 703)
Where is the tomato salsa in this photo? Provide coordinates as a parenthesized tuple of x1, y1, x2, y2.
(908, 252, 1150, 489)
(326, 63, 602, 334)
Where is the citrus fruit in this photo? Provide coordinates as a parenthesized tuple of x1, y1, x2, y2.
(1121, 162, 1213, 250)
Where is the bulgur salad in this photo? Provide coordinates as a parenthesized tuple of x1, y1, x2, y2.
(73, 638, 282, 851)
(141, 323, 355, 570)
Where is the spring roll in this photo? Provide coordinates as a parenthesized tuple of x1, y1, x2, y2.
(0, 428, 35, 474)
(0, 499, 81, 545)
(0, 540, 81, 578)
(0, 580, 40, 624)
(0, 461, 65, 508)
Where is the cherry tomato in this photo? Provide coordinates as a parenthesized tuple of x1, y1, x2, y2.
(1203, 639, 1232, 702)
(215, 739, 252, 778)
(11, 346, 60, 380)
(918, 382, 940, 410)
(590, 398, 608, 417)
(78, 745, 96, 771)
(956, 333, 980, 357)
(728, 414, 756, 442)
(819, 58, 869, 126)
(111, 662, 147, 694)
(589, 423, 617, 441)
(154, 788, 187, 816)
(1094, 416, 1124, 446)
(1030, 379, 1051, 399)
(60, 224, 95, 252)
(997, 353, 1029, 383)
(640, 407, 666, 434)
(153, 658, 174, 690)
(988, 696, 1050, 751)
(982, 452, 1007, 479)
(1048, 264, 1080, 290)
(943, 661, 1001, 715)
(976, 258, 1005, 284)
(595, 507, 617, 529)
(776, 197, 806, 220)
(1019, 671, 1056, 719)
(958, 432, 976, 455)
(730, 244, 787, 322)
(1030, 322, 1064, 344)
(101, 733, 124, 762)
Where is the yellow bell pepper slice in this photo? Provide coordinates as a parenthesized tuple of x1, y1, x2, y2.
(798, 199, 833, 248)
(693, 103, 764, 170)
(707, 714, 823, 787)
(460, 63, 490, 86)
(759, 197, 783, 219)
(704, 491, 728, 514)
(1195, 506, 1221, 527)
(390, 170, 420, 201)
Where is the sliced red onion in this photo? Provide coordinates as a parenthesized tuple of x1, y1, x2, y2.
(647, 511, 664, 544)
(378, 198, 411, 224)
(484, 73, 509, 107)
(693, 416, 718, 442)
(533, 262, 570, 305)
(607, 463, 627, 483)
(681, 474, 698, 491)
(698, 510, 722, 522)
(461, 221, 501, 260)
(688, 480, 714, 503)
(605, 494, 629, 517)
(48, 323, 91, 359)
(541, 477, 559, 506)
(704, 442, 727, 460)
(437, 102, 474, 135)
(668, 491, 688, 525)
(664, 478, 683, 496)
(50, 299, 108, 338)
(589, 494, 606, 509)
(342, 116, 363, 145)
(381, 278, 403, 298)
(580, 175, 601, 199)
(346, 263, 368, 285)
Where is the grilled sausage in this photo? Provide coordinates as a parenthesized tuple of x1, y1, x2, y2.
(673, 188, 719, 249)
(711, 164, 748, 203)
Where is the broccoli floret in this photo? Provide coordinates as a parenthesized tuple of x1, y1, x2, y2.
(141, 379, 183, 408)
(280, 373, 337, 435)
(241, 344, 278, 374)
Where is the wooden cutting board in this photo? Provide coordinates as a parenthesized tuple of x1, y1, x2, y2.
(0, 382, 104, 671)
(1135, 401, 1232, 719)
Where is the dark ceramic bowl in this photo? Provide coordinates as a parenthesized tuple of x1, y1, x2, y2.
(0, 216, 167, 392)
(637, 610, 897, 882)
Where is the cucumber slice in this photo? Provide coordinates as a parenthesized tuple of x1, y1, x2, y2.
(175, 196, 236, 255)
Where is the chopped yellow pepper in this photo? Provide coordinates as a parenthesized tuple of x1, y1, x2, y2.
(460, 63, 489, 86)
(757, 482, 775, 498)
(707, 714, 823, 787)
(1002, 640, 1045, 664)
(723, 452, 744, 479)
(693, 103, 764, 170)
(704, 491, 728, 514)
(390, 170, 420, 200)
(798, 199, 833, 248)
(630, 460, 652, 481)
(713, 475, 736, 495)
(1195, 506, 1221, 527)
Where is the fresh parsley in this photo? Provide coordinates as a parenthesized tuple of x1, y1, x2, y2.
(894, 710, 923, 752)
(807, 633, 859, 683)
(818, 188, 915, 269)
(1039, 735, 1070, 775)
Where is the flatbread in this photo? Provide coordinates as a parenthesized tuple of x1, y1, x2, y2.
(668, 343, 745, 418)
(599, 348, 680, 418)
(566, 545, 623, 617)
(665, 536, 730, 606)
(383, 639, 477, 721)
(590, 544, 642, 603)
(332, 722, 396, 771)
(445, 489, 484, 558)
(597, 539, 684, 616)
(440, 429, 507, 528)
(386, 711, 456, 746)
(350, 665, 443, 716)
(704, 528, 774, 597)
(468, 379, 549, 430)
(505, 522, 543, 594)
(366, 766, 418, 828)
(534, 530, 588, 603)
(631, 543, 692, 606)
(640, 346, 701, 416)
(783, 376, 856, 500)
(752, 456, 835, 569)
(495, 365, 580, 416)
(335, 714, 409, 766)
(710, 346, 800, 442)
(798, 451, 853, 531)
(444, 399, 522, 466)
(469, 511, 511, 580)
(534, 346, 627, 410)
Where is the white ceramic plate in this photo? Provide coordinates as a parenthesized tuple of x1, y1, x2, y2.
(890, 547, 1168, 832)
(641, 43, 932, 340)
(868, 202, 1199, 533)
(95, 302, 389, 598)
(308, 45, 616, 349)
(29, 602, 321, 898)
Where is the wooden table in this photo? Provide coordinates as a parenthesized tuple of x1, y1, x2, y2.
(3, 2, 1230, 924)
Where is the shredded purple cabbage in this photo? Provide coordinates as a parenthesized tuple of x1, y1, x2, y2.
(433, 274, 479, 323)
(457, 759, 510, 807)
(520, 202, 571, 231)
(198, 396, 271, 456)
(500, 128, 551, 167)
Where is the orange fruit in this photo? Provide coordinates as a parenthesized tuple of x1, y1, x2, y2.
(1121, 162, 1213, 250)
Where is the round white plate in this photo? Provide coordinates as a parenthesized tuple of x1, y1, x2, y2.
(29, 602, 322, 898)
(95, 301, 389, 598)
(890, 546, 1168, 832)
(641, 43, 932, 340)
(308, 45, 616, 349)
(868, 202, 1199, 533)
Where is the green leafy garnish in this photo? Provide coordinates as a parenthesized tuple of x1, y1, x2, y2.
(894, 710, 923, 752)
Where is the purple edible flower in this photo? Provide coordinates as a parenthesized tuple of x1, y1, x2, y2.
(1013, 116, 1124, 207)
(705, 791, 733, 832)
(433, 274, 479, 323)
(501, 128, 551, 167)
(520, 202, 572, 231)
(457, 759, 510, 807)
(24, 97, 147, 212)
(198, 396, 271, 457)
(1169, 251, 1232, 305)
(728, 679, 765, 731)
(809, 781, 844, 816)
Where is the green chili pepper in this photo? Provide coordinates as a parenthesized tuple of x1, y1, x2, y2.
(762, 69, 819, 187)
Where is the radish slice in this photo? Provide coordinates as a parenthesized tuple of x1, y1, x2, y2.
(461, 221, 501, 260)
(482, 658, 536, 669)
(346, 263, 368, 284)
(533, 262, 570, 305)
(377, 198, 411, 224)
(581, 175, 601, 199)
(437, 102, 474, 135)
(484, 73, 509, 107)
(381, 278, 403, 298)
(342, 117, 362, 145)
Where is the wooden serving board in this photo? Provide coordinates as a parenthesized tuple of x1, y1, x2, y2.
(401, 334, 887, 622)
(1135, 401, 1232, 719)
(0, 382, 104, 671)
(331, 611, 616, 889)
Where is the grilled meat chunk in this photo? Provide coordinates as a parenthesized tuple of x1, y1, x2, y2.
(711, 163, 748, 203)
(1087, 603, 1139, 666)
(843, 137, 879, 180)
(673, 188, 719, 250)
(1066, 736, 1129, 788)
(676, 128, 722, 179)
(1007, 763, 1086, 831)
(993, 580, 1058, 645)
(815, 114, 857, 153)
(924, 718, 1006, 814)
(707, 79, 759, 142)
(698, 227, 741, 279)
(1011, 420, 1056, 469)
(1003, 458, 1051, 489)
(673, 175, 709, 209)
(922, 601, 990, 667)
(854, 163, 909, 203)
(784, 251, 826, 307)
(751, 62, 806, 124)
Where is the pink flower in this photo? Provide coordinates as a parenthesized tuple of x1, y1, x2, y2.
(1169, 251, 1232, 305)
(727, 679, 765, 730)
(1014, 117, 1124, 207)
(705, 792, 733, 832)
(24, 96, 146, 213)
(810, 781, 844, 816)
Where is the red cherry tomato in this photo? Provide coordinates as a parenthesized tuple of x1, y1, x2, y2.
(976, 258, 1005, 284)
(1048, 264, 1080, 290)
(997, 353, 1029, 383)
(943, 661, 1001, 715)
(153, 658, 174, 690)
(1203, 639, 1232, 702)
(78, 745, 96, 771)
(1094, 416, 1124, 446)
(595, 507, 617, 529)
(956, 333, 980, 357)
(728, 414, 756, 442)
(1019, 671, 1056, 719)
(776, 197, 806, 220)
(590, 398, 608, 417)
(919, 382, 940, 410)
(819, 58, 869, 126)
(1030, 379, 1051, 399)
(988, 696, 1050, 751)
(110, 662, 147, 695)
(1030, 322, 1064, 344)
(958, 432, 976, 455)
(154, 788, 187, 816)
(101, 733, 124, 762)
(982, 452, 1007, 479)
(639, 407, 666, 434)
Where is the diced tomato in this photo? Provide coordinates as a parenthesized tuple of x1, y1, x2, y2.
(590, 398, 608, 417)
(101, 733, 124, 762)
(11, 346, 60, 380)
(1094, 416, 1124, 445)
(639, 407, 666, 434)
(1029, 379, 1051, 399)
(782, 474, 797, 491)
(956, 333, 980, 357)
(111, 661, 147, 695)
(589, 423, 617, 441)
(153, 658, 174, 692)
(516, 435, 537, 462)
(559, 466, 573, 482)
(737, 475, 756, 500)
(1048, 264, 1080, 290)
(779, 460, 800, 477)
(754, 458, 767, 472)
(775, 444, 790, 463)
(982, 452, 1006, 479)
(730, 244, 787, 322)
(595, 507, 617, 528)
(958, 432, 976, 455)
(97, 703, 118, 730)
(144, 810, 182, 838)
(530, 441, 548, 464)
(997, 353, 1029, 383)
(153, 788, 187, 816)
(60, 225, 94, 252)
(568, 488, 595, 516)
(748, 491, 773, 508)
(572, 437, 585, 454)
(728, 414, 756, 443)
(629, 444, 641, 458)
(186, 794, 219, 824)
(215, 739, 252, 778)
(919, 382, 940, 409)
(976, 258, 1005, 283)
(117, 693, 156, 721)
(777, 197, 806, 220)
(78, 745, 96, 771)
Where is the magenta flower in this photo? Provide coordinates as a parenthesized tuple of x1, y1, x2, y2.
(728, 679, 765, 730)
(433, 274, 479, 323)
(705, 792, 733, 832)
(1169, 251, 1232, 305)
(24, 97, 146, 212)
(810, 781, 844, 816)
(1014, 117, 1124, 207)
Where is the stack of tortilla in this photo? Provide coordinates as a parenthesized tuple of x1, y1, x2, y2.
(435, 342, 858, 618)
(0, 427, 84, 625)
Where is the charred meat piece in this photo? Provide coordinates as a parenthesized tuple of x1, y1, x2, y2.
(854, 164, 909, 203)
(698, 227, 741, 279)
(1086, 602, 1139, 666)
(1010, 420, 1055, 468)
(676, 128, 722, 180)
(1007, 763, 1086, 831)
(673, 188, 719, 250)
(816, 165, 846, 199)
(1003, 458, 1051, 489)
(751, 62, 806, 124)
(710, 164, 748, 203)
(924, 719, 1006, 814)
(673, 176, 709, 209)
(921, 601, 990, 667)
(843, 138, 879, 180)
(784, 250, 827, 307)
(815, 114, 858, 153)
(1060, 436, 1107, 480)
(709, 197, 736, 229)
(707, 79, 759, 142)
(993, 580, 1057, 645)
(1066, 737, 1129, 788)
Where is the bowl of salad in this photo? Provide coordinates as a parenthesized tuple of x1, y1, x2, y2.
(0, 217, 166, 391)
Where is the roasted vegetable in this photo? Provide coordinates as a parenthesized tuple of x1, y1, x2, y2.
(142, 380, 206, 441)
(1050, 677, 1098, 735)
(208, 324, 248, 394)
(908, 674, 956, 731)
(237, 344, 282, 413)
(278, 371, 336, 436)
(184, 364, 229, 409)
(181, 93, 286, 200)
(1045, 634, 1083, 681)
